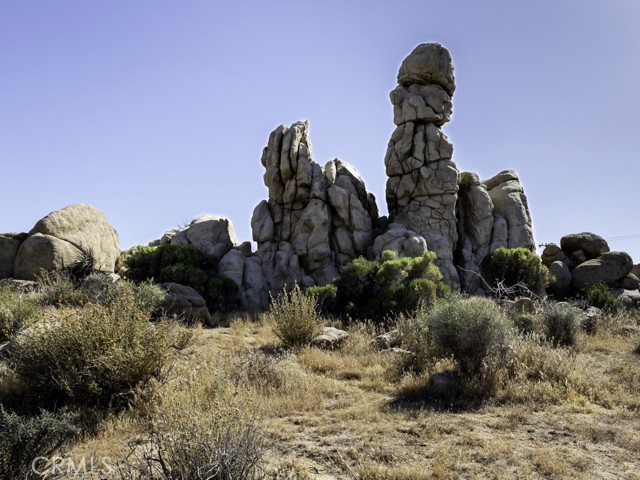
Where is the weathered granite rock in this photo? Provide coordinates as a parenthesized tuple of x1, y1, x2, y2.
(325, 159, 379, 266)
(250, 122, 379, 307)
(541, 243, 570, 268)
(385, 44, 460, 290)
(548, 260, 572, 299)
(170, 215, 237, 259)
(311, 326, 349, 350)
(455, 172, 494, 292)
(397, 43, 455, 95)
(483, 170, 535, 250)
(218, 249, 245, 289)
(571, 251, 633, 291)
(371, 223, 427, 259)
(560, 232, 609, 260)
(13, 204, 120, 280)
(618, 273, 640, 291)
(160, 282, 214, 326)
(370, 330, 400, 350)
(632, 264, 640, 278)
(0, 234, 26, 279)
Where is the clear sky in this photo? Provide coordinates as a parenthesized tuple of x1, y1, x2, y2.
(2, 1, 639, 262)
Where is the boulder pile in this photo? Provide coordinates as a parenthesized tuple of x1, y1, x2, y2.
(542, 232, 638, 301)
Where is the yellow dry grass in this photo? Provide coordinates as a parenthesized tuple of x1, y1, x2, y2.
(60, 313, 640, 479)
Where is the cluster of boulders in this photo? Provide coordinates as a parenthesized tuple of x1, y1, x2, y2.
(0, 43, 565, 317)
(542, 232, 639, 304)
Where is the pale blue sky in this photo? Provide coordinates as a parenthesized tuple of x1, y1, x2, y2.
(2, 1, 639, 262)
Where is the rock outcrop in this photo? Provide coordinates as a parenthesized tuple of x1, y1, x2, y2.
(542, 232, 638, 299)
(12, 204, 120, 280)
(384, 43, 460, 289)
(247, 121, 379, 309)
(380, 43, 535, 292)
(169, 215, 237, 259)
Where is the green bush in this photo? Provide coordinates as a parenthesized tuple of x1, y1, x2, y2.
(0, 283, 40, 339)
(585, 283, 624, 313)
(124, 245, 238, 312)
(542, 302, 581, 347)
(270, 284, 320, 347)
(428, 296, 513, 377)
(512, 313, 537, 335)
(326, 251, 447, 323)
(0, 406, 80, 479)
(306, 284, 337, 313)
(9, 284, 181, 408)
(483, 247, 549, 298)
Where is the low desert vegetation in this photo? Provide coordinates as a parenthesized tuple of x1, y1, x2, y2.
(270, 284, 320, 347)
(0, 283, 39, 338)
(123, 244, 239, 312)
(585, 282, 625, 313)
(0, 250, 639, 478)
(309, 250, 449, 323)
(483, 246, 549, 298)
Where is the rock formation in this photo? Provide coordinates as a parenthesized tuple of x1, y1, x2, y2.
(380, 43, 535, 292)
(247, 121, 379, 309)
(8, 204, 120, 280)
(383, 43, 460, 288)
(542, 232, 638, 299)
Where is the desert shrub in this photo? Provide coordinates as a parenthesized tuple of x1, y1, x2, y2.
(634, 339, 640, 356)
(118, 364, 267, 480)
(428, 297, 513, 378)
(38, 271, 165, 316)
(124, 244, 238, 311)
(9, 286, 182, 408)
(512, 313, 538, 335)
(585, 283, 624, 313)
(542, 302, 581, 347)
(0, 283, 40, 338)
(306, 284, 337, 313)
(0, 406, 80, 480)
(326, 251, 447, 323)
(270, 284, 320, 347)
(501, 332, 577, 403)
(395, 305, 433, 374)
(483, 247, 549, 298)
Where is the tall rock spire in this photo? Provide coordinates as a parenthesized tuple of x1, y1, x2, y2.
(384, 43, 461, 290)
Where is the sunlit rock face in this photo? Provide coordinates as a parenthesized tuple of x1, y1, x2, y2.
(248, 121, 380, 309)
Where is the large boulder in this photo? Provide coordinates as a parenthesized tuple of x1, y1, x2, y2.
(560, 232, 609, 260)
(0, 233, 26, 278)
(397, 42, 456, 95)
(571, 251, 633, 291)
(548, 260, 572, 299)
(170, 215, 237, 259)
(13, 204, 120, 280)
(483, 170, 535, 250)
(159, 282, 214, 326)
